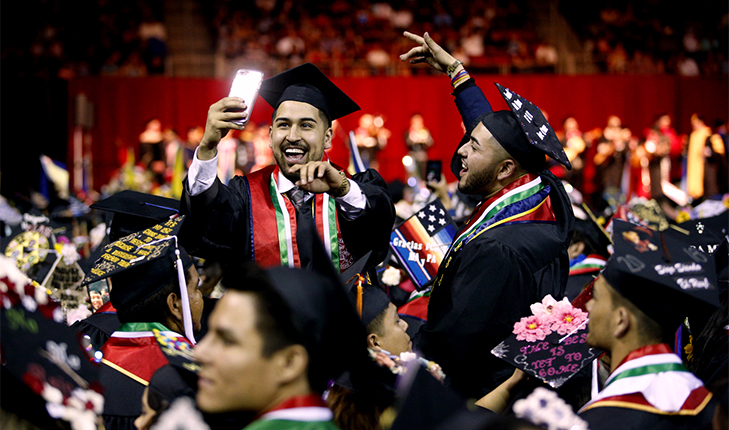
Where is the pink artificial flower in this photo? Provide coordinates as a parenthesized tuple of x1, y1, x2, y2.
(513, 315, 551, 342)
(529, 295, 571, 324)
(551, 306, 588, 335)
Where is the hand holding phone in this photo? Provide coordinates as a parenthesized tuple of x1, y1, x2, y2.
(426, 160, 442, 183)
(228, 69, 264, 126)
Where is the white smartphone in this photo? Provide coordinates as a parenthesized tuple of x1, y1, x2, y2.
(228, 69, 264, 126)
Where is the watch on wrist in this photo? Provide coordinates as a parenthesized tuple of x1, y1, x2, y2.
(447, 59, 463, 77)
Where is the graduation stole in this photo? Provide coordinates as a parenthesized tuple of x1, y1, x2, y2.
(255, 394, 333, 424)
(445, 173, 554, 260)
(580, 343, 712, 415)
(100, 322, 188, 385)
(569, 254, 607, 276)
(247, 165, 346, 272)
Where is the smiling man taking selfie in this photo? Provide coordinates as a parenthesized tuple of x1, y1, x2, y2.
(181, 63, 394, 272)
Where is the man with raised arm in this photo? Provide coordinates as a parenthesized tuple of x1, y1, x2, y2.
(400, 32, 575, 399)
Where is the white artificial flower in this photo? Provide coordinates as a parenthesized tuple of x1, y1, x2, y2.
(21, 294, 37, 312)
(35, 285, 49, 305)
(52, 307, 65, 323)
(42, 383, 64, 404)
(381, 266, 401, 286)
(60, 243, 80, 265)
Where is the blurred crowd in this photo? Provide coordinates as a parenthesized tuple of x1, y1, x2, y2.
(4, 0, 727, 80)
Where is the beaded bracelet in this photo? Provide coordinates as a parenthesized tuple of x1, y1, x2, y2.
(451, 69, 470, 87)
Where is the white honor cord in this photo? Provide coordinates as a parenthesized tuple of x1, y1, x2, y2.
(175, 248, 196, 344)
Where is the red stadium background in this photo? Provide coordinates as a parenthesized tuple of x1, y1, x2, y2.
(67, 74, 728, 189)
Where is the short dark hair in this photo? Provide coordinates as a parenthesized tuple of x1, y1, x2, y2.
(608, 284, 665, 344)
(272, 105, 332, 128)
(116, 268, 192, 325)
(221, 261, 341, 392)
(365, 308, 388, 337)
(117, 280, 177, 325)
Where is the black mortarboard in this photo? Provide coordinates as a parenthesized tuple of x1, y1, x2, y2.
(675, 211, 729, 254)
(391, 363, 467, 430)
(91, 190, 180, 242)
(263, 266, 369, 390)
(481, 83, 571, 171)
(340, 251, 392, 326)
(602, 220, 720, 327)
(80, 216, 197, 343)
(259, 63, 360, 122)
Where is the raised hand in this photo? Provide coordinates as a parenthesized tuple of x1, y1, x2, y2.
(400, 31, 458, 74)
(198, 97, 248, 160)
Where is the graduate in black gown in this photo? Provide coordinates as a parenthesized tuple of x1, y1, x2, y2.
(73, 191, 182, 349)
(578, 220, 719, 429)
(80, 226, 203, 430)
(400, 32, 574, 399)
(180, 63, 394, 273)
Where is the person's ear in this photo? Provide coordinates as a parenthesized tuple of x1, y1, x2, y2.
(366, 333, 379, 349)
(167, 292, 183, 322)
(273, 344, 309, 385)
(613, 306, 631, 339)
(496, 159, 516, 181)
(568, 242, 586, 258)
(324, 127, 333, 150)
(269, 126, 274, 148)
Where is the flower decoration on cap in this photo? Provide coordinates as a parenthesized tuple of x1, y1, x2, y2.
(514, 294, 588, 341)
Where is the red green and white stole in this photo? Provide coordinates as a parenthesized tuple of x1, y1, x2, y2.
(248, 165, 350, 272)
(100, 322, 190, 385)
(252, 394, 333, 425)
(580, 344, 712, 415)
(569, 254, 607, 276)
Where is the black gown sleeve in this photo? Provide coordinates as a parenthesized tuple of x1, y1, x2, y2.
(341, 168, 396, 268)
(179, 175, 252, 263)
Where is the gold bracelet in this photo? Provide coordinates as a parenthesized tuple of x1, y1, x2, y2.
(331, 170, 349, 197)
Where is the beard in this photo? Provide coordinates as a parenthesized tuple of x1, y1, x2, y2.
(458, 163, 497, 196)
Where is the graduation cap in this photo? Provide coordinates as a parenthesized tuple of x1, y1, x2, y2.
(341, 251, 392, 326)
(482, 83, 571, 172)
(259, 63, 360, 122)
(80, 216, 198, 344)
(602, 220, 720, 327)
(0, 254, 104, 427)
(90, 190, 180, 242)
(391, 363, 468, 430)
(263, 266, 369, 390)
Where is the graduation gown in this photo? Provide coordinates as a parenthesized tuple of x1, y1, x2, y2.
(579, 344, 716, 430)
(413, 79, 574, 399)
(180, 165, 394, 270)
(71, 301, 120, 350)
(100, 322, 193, 430)
(414, 171, 573, 398)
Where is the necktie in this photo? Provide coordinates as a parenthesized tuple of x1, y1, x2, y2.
(288, 187, 306, 210)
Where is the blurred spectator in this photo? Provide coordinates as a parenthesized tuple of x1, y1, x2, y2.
(405, 113, 434, 180)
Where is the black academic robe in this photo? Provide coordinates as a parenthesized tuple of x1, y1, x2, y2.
(414, 171, 574, 399)
(579, 401, 716, 430)
(180, 167, 394, 270)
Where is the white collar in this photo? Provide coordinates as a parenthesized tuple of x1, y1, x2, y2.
(276, 170, 296, 194)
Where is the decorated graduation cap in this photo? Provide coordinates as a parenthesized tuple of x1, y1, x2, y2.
(259, 63, 360, 122)
(602, 220, 720, 327)
(1, 254, 104, 428)
(91, 190, 180, 242)
(487, 83, 571, 172)
(80, 216, 198, 344)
